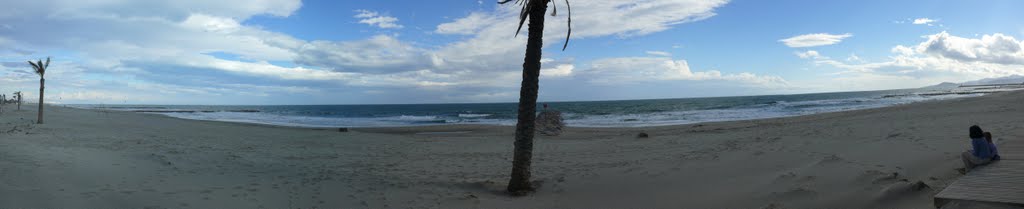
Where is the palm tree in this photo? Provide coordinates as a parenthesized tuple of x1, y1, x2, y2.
(28, 57, 49, 124)
(498, 0, 572, 196)
(14, 91, 23, 110)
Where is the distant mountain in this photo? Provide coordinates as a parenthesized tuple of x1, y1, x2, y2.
(923, 75, 1024, 89)
(962, 75, 1024, 85)
(919, 82, 961, 90)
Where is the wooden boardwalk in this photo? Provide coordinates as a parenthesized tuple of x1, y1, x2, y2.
(935, 140, 1024, 207)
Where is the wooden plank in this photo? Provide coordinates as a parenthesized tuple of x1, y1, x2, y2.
(997, 145, 1023, 160)
(949, 182, 1024, 188)
(937, 187, 1024, 198)
(936, 192, 1024, 204)
(1000, 153, 1024, 160)
(999, 144, 1024, 149)
(935, 140, 1024, 208)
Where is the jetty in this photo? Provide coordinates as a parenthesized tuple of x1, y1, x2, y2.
(957, 82, 1024, 88)
(910, 83, 1024, 97)
(934, 139, 1024, 207)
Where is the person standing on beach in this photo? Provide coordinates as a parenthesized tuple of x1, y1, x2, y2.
(961, 125, 995, 172)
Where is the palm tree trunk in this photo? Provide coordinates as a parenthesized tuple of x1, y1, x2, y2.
(507, 0, 547, 195)
(37, 78, 44, 124)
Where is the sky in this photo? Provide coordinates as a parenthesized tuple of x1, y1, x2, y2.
(1, 0, 1024, 105)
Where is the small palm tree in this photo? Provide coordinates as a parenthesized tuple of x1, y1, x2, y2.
(14, 92, 22, 110)
(14, 91, 22, 111)
(28, 57, 49, 124)
(498, 0, 572, 196)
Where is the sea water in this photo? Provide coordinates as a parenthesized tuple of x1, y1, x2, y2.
(71, 89, 981, 128)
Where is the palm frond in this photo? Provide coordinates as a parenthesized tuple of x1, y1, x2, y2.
(36, 60, 44, 75)
(561, 0, 571, 51)
(499, 0, 531, 38)
(27, 61, 39, 71)
(499, 0, 572, 51)
(550, 0, 556, 16)
(27, 58, 48, 76)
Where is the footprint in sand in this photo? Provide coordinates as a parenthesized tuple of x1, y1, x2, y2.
(869, 172, 902, 184)
(797, 175, 817, 182)
(875, 181, 930, 201)
(774, 187, 817, 198)
(775, 171, 815, 183)
(776, 172, 797, 180)
(821, 154, 843, 163)
(761, 203, 785, 209)
(79, 191, 97, 198)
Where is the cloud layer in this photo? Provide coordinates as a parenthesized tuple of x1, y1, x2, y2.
(354, 10, 403, 29)
(912, 18, 936, 25)
(779, 33, 853, 48)
(0, 0, 798, 104)
(580, 57, 788, 87)
(795, 31, 1024, 90)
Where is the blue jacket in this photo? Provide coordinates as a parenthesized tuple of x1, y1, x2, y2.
(972, 138, 995, 159)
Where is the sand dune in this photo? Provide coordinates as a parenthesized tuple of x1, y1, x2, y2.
(1, 90, 1023, 208)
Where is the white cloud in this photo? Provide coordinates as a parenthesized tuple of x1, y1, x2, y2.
(0, 0, 322, 104)
(0, 0, 744, 104)
(579, 56, 788, 87)
(917, 31, 1024, 65)
(913, 18, 936, 25)
(432, 0, 729, 75)
(189, 55, 354, 81)
(294, 35, 434, 73)
(795, 50, 825, 59)
(565, 0, 729, 37)
(181, 14, 242, 33)
(435, 12, 497, 35)
(779, 33, 853, 48)
(645, 51, 673, 57)
(354, 10, 403, 29)
(0, 0, 301, 20)
(846, 54, 862, 62)
(541, 64, 574, 77)
(796, 32, 1024, 90)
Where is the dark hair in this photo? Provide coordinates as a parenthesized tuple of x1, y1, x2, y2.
(984, 132, 993, 141)
(969, 125, 984, 139)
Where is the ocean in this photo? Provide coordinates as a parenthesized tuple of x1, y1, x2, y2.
(71, 89, 982, 128)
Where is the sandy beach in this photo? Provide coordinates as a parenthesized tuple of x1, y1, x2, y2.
(0, 90, 1021, 208)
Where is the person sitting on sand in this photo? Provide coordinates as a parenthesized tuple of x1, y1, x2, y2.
(984, 132, 1001, 161)
(962, 125, 996, 172)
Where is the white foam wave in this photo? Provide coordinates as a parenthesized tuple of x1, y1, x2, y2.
(395, 115, 440, 121)
(458, 113, 492, 118)
(566, 93, 982, 127)
(94, 92, 984, 128)
(152, 111, 517, 128)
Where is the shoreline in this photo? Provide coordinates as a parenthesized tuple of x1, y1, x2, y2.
(1, 90, 1022, 208)
(70, 91, 992, 130)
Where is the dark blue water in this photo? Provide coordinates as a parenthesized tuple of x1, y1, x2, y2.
(71, 89, 981, 127)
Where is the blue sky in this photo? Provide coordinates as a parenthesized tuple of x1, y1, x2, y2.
(1, 0, 1023, 105)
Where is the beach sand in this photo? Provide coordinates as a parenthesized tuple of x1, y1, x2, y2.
(1, 91, 1023, 208)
